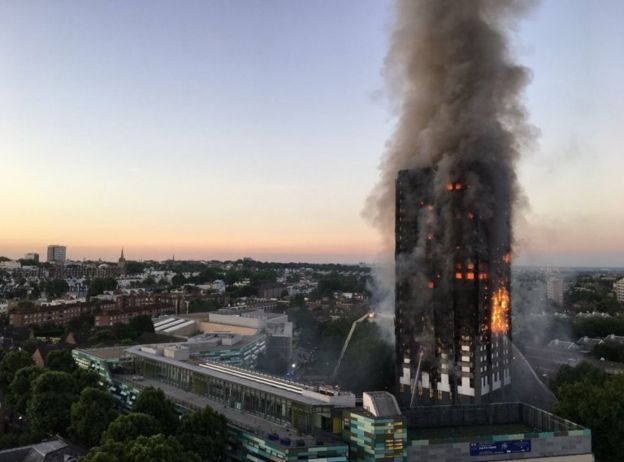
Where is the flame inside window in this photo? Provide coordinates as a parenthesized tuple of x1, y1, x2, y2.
(491, 288, 510, 334)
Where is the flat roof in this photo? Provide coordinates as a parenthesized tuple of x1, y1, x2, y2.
(115, 375, 343, 449)
(126, 346, 327, 406)
(76, 346, 129, 360)
(408, 424, 536, 443)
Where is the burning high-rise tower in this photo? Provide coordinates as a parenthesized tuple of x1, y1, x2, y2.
(364, 0, 531, 407)
(395, 168, 512, 406)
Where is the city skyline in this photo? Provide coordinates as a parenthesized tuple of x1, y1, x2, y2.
(2, 0, 623, 266)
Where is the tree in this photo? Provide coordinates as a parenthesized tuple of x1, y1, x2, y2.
(69, 387, 118, 447)
(27, 371, 79, 436)
(46, 349, 76, 373)
(555, 375, 624, 462)
(80, 440, 126, 462)
(132, 387, 178, 433)
(176, 407, 228, 461)
(171, 273, 187, 287)
(125, 261, 146, 275)
(126, 435, 201, 462)
(44, 279, 69, 299)
(73, 367, 102, 390)
(550, 362, 605, 396)
(88, 277, 118, 297)
(592, 341, 624, 363)
(7, 366, 44, 414)
(128, 315, 154, 336)
(102, 413, 162, 444)
(0, 350, 34, 391)
(83, 435, 201, 462)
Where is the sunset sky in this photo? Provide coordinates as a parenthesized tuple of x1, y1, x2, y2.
(1, 0, 623, 265)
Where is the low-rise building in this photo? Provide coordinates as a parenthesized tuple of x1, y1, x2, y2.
(343, 392, 407, 461)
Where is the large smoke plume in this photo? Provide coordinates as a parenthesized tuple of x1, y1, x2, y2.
(366, 0, 536, 329)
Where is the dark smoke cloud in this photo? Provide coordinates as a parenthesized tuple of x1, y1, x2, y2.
(365, 0, 536, 240)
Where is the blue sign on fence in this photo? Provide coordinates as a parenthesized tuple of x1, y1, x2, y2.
(469, 439, 531, 456)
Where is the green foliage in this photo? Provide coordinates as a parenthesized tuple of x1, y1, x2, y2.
(336, 322, 394, 393)
(292, 307, 321, 349)
(572, 317, 624, 338)
(188, 268, 223, 284)
(171, 273, 187, 287)
(313, 272, 368, 298)
(67, 311, 95, 334)
(88, 277, 118, 297)
(20, 338, 43, 355)
(103, 413, 162, 443)
(46, 349, 76, 373)
(256, 351, 288, 375)
(44, 279, 69, 299)
(127, 435, 201, 462)
(69, 387, 118, 447)
(7, 366, 44, 414)
(88, 315, 155, 346)
(81, 441, 126, 462)
(128, 315, 154, 336)
(188, 298, 221, 313)
(176, 407, 228, 462)
(550, 362, 606, 396)
(124, 261, 146, 275)
(554, 375, 624, 462)
(27, 370, 79, 436)
(83, 435, 201, 462)
(132, 387, 178, 433)
(73, 367, 102, 390)
(592, 341, 624, 362)
(0, 350, 34, 391)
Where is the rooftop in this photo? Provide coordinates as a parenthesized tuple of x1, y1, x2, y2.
(125, 344, 353, 406)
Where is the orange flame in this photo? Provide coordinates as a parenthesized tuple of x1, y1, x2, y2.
(503, 252, 511, 264)
(491, 288, 510, 334)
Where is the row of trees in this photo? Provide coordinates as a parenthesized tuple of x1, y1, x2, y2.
(82, 387, 227, 461)
(0, 348, 228, 461)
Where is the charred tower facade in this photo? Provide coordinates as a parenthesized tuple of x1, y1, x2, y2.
(395, 168, 512, 407)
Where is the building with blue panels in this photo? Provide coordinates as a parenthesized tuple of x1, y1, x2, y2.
(343, 392, 406, 462)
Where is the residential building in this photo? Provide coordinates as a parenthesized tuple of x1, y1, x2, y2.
(94, 303, 177, 327)
(0, 437, 83, 461)
(23, 253, 39, 263)
(614, 278, 624, 303)
(46, 245, 66, 263)
(343, 392, 407, 461)
(395, 168, 512, 406)
(547, 277, 565, 305)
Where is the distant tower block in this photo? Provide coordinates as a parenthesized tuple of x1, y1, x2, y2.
(395, 168, 512, 406)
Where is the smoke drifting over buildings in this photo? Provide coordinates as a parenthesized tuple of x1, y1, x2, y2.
(366, 0, 534, 233)
(366, 0, 536, 406)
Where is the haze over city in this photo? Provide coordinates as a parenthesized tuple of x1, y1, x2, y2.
(2, 0, 623, 266)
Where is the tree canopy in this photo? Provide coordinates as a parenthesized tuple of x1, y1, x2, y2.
(176, 406, 228, 461)
(103, 413, 162, 444)
(132, 387, 178, 433)
(46, 349, 76, 373)
(552, 362, 624, 462)
(0, 350, 34, 391)
(69, 387, 119, 447)
(27, 371, 79, 436)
